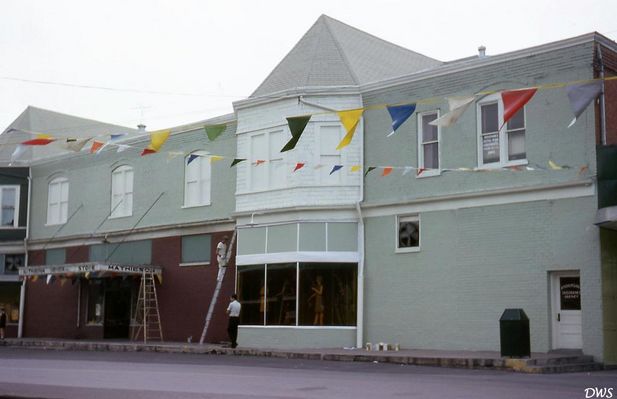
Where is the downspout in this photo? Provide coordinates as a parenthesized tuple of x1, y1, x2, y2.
(18, 170, 32, 338)
(355, 115, 365, 349)
(597, 44, 607, 146)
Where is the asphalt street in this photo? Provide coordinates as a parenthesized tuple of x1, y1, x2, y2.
(0, 347, 615, 399)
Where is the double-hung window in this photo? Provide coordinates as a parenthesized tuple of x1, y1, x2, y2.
(478, 95, 527, 166)
(0, 186, 19, 227)
(184, 152, 211, 207)
(111, 165, 133, 218)
(47, 177, 69, 225)
(249, 130, 288, 191)
(319, 125, 343, 185)
(417, 111, 440, 177)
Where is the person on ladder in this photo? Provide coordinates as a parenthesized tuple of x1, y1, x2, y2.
(216, 236, 229, 282)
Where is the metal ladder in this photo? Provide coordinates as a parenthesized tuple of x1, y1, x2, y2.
(132, 271, 163, 343)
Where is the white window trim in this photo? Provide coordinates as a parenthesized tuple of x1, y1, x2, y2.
(417, 110, 441, 178)
(395, 215, 420, 253)
(317, 124, 345, 186)
(46, 177, 69, 226)
(179, 261, 210, 267)
(476, 94, 528, 168)
(183, 151, 212, 208)
(110, 165, 133, 219)
(248, 130, 289, 192)
(0, 185, 20, 229)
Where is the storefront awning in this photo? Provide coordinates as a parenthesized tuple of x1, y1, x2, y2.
(19, 262, 163, 280)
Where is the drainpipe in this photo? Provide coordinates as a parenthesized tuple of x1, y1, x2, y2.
(18, 170, 32, 338)
(597, 44, 607, 146)
(355, 115, 365, 349)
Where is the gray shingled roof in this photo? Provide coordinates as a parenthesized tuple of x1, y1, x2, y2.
(251, 15, 442, 97)
(0, 106, 138, 164)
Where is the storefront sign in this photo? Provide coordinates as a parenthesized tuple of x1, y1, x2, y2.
(19, 262, 162, 277)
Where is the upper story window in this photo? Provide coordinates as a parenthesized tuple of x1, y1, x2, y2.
(47, 177, 68, 225)
(319, 125, 342, 185)
(184, 152, 211, 207)
(417, 111, 440, 177)
(396, 215, 420, 253)
(250, 130, 287, 191)
(477, 95, 527, 167)
(0, 186, 20, 228)
(111, 165, 133, 218)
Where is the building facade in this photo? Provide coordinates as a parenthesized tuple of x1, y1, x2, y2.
(5, 16, 616, 364)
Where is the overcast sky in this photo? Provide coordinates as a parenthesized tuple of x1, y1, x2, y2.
(1, 0, 615, 133)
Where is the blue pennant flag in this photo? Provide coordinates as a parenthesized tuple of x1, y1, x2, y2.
(329, 165, 343, 175)
(387, 104, 416, 137)
(187, 154, 199, 164)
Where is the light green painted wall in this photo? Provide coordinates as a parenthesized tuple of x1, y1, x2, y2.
(29, 126, 237, 240)
(362, 196, 603, 359)
(239, 326, 355, 348)
(362, 43, 596, 206)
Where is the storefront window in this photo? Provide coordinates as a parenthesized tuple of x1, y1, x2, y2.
(237, 262, 357, 327)
(299, 263, 357, 326)
(0, 283, 20, 323)
(87, 280, 104, 324)
(237, 265, 265, 325)
(266, 263, 296, 326)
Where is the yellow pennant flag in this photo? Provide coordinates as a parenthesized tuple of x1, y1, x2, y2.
(146, 130, 171, 152)
(548, 160, 563, 170)
(210, 155, 224, 163)
(350, 165, 361, 172)
(336, 109, 364, 150)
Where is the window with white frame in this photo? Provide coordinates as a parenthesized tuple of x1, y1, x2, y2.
(249, 130, 288, 191)
(319, 125, 342, 185)
(184, 152, 211, 207)
(47, 177, 69, 225)
(111, 165, 133, 218)
(0, 186, 19, 227)
(396, 215, 420, 252)
(417, 111, 440, 176)
(478, 95, 527, 166)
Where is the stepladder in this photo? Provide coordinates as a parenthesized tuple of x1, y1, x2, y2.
(132, 271, 163, 343)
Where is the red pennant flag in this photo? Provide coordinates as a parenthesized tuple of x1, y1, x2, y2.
(417, 168, 426, 176)
(293, 162, 305, 172)
(141, 148, 157, 156)
(90, 140, 104, 154)
(382, 167, 393, 176)
(501, 88, 537, 125)
(255, 160, 266, 165)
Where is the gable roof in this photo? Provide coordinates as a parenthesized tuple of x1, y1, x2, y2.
(251, 15, 441, 97)
(0, 106, 138, 164)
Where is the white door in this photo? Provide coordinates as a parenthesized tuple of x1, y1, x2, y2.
(551, 272, 582, 349)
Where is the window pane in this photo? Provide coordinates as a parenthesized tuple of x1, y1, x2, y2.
(4, 254, 24, 273)
(125, 170, 133, 193)
(422, 114, 438, 142)
(481, 103, 498, 133)
(60, 182, 69, 202)
(251, 134, 267, 191)
(60, 201, 68, 223)
(398, 218, 420, 248)
(507, 108, 525, 130)
(508, 130, 526, 161)
(1, 188, 16, 226)
(181, 234, 211, 263)
(238, 265, 265, 325)
(320, 126, 341, 156)
(266, 263, 296, 326)
(49, 182, 60, 203)
(186, 181, 198, 206)
(298, 263, 357, 326)
(423, 143, 439, 169)
(87, 280, 104, 324)
(482, 132, 500, 164)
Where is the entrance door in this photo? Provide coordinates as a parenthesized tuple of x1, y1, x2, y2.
(104, 280, 132, 339)
(551, 272, 582, 349)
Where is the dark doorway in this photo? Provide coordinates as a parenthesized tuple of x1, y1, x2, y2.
(104, 279, 132, 339)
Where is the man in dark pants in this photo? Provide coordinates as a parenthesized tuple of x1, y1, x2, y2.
(226, 294, 241, 348)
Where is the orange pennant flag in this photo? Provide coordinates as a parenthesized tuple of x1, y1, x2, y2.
(382, 167, 393, 176)
(90, 140, 104, 154)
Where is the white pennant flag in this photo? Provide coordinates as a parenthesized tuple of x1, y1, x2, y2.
(116, 144, 130, 153)
(430, 96, 476, 127)
(402, 166, 414, 176)
(62, 138, 91, 152)
(10, 145, 28, 163)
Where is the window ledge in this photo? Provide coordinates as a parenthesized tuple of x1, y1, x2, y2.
(45, 222, 66, 227)
(182, 203, 212, 209)
(395, 247, 420, 254)
(0, 226, 25, 230)
(179, 261, 210, 267)
(479, 159, 528, 169)
(108, 214, 133, 220)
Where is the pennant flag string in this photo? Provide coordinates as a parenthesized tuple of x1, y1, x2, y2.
(330, 165, 344, 175)
(429, 96, 476, 127)
(501, 88, 538, 127)
(230, 158, 246, 167)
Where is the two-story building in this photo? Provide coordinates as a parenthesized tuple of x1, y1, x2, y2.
(6, 15, 616, 365)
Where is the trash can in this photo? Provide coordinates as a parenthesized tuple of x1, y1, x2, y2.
(499, 308, 530, 357)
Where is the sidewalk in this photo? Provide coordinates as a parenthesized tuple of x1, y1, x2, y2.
(0, 338, 603, 374)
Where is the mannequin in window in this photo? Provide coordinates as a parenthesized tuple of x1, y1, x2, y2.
(308, 275, 324, 326)
(277, 278, 295, 324)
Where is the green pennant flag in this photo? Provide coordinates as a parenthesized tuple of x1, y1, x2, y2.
(230, 158, 246, 167)
(364, 166, 377, 177)
(281, 115, 311, 152)
(205, 124, 227, 141)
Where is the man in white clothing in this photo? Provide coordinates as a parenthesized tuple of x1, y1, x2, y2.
(216, 236, 229, 282)
(226, 294, 241, 348)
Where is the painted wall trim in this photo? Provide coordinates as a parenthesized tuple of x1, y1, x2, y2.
(236, 251, 359, 265)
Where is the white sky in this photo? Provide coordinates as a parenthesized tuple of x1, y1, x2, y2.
(1, 0, 615, 132)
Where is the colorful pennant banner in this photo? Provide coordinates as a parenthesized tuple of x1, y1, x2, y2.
(281, 115, 311, 152)
(336, 109, 364, 150)
(566, 81, 603, 127)
(386, 104, 416, 137)
(205, 124, 227, 141)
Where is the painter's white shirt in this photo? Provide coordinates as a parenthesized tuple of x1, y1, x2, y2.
(227, 300, 241, 317)
(217, 241, 227, 266)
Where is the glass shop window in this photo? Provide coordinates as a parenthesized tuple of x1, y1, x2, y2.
(87, 280, 104, 324)
(237, 265, 265, 325)
(266, 263, 296, 326)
